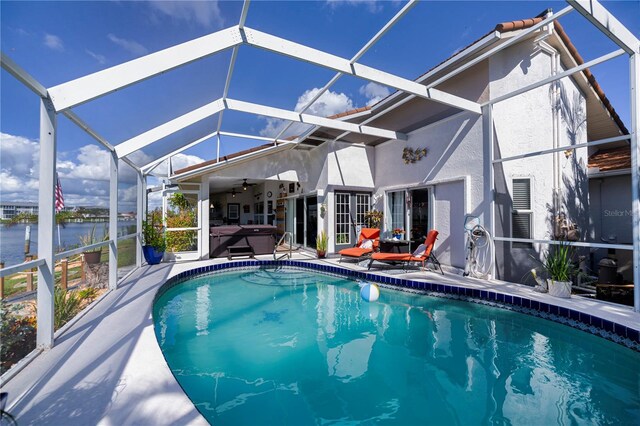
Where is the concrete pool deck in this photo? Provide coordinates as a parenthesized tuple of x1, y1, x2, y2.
(2, 253, 639, 425)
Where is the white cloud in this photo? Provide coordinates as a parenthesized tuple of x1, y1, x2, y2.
(260, 88, 355, 138)
(44, 33, 64, 51)
(86, 49, 107, 64)
(148, 0, 224, 28)
(359, 82, 390, 106)
(1, 132, 205, 209)
(326, 0, 383, 14)
(107, 33, 148, 56)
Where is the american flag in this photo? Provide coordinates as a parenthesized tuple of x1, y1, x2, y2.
(55, 172, 65, 213)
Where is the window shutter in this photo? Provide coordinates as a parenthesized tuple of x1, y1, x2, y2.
(512, 179, 531, 210)
(512, 179, 532, 247)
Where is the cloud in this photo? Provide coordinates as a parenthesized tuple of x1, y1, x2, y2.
(260, 88, 355, 138)
(108, 33, 148, 56)
(326, 0, 383, 14)
(359, 82, 390, 106)
(86, 49, 107, 65)
(44, 33, 64, 51)
(147, 0, 224, 28)
(0, 133, 203, 209)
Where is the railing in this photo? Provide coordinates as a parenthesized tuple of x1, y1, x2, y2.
(274, 232, 293, 260)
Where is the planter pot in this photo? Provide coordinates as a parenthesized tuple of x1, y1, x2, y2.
(143, 245, 164, 265)
(317, 250, 326, 259)
(84, 251, 102, 264)
(547, 279, 572, 298)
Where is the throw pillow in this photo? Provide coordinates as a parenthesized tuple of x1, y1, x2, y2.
(360, 239, 374, 249)
(412, 244, 427, 257)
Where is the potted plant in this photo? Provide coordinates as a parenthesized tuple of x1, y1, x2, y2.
(543, 242, 575, 298)
(364, 210, 383, 229)
(80, 225, 107, 264)
(316, 230, 328, 259)
(392, 228, 404, 240)
(142, 214, 166, 265)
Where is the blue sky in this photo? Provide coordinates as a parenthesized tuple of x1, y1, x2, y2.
(1, 0, 639, 209)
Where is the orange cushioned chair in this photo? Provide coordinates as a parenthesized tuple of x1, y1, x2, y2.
(368, 230, 443, 275)
(338, 228, 380, 262)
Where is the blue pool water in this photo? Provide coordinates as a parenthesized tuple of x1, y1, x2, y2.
(153, 268, 640, 425)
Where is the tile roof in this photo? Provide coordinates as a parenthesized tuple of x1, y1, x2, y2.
(588, 146, 631, 172)
(329, 10, 628, 136)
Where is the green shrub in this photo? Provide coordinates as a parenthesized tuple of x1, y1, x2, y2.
(0, 301, 36, 374)
(543, 242, 576, 282)
(53, 287, 83, 330)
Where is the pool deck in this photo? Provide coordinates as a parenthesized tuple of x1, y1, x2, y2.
(2, 253, 639, 425)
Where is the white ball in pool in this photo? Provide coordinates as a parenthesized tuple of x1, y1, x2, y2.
(360, 283, 380, 302)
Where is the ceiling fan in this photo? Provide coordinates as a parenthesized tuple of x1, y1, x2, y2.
(240, 179, 257, 191)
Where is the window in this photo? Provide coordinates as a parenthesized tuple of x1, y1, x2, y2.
(335, 193, 351, 245)
(355, 194, 370, 228)
(387, 191, 405, 235)
(512, 178, 532, 248)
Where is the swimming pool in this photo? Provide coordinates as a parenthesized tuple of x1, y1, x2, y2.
(153, 267, 640, 424)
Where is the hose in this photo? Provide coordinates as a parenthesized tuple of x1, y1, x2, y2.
(467, 224, 494, 279)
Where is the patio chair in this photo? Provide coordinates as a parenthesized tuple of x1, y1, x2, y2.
(368, 230, 443, 274)
(338, 228, 380, 262)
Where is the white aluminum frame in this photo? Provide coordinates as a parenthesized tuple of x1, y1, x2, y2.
(1, 0, 638, 361)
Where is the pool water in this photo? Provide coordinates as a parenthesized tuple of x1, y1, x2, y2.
(153, 268, 640, 425)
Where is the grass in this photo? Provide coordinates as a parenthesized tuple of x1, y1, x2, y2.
(1, 237, 138, 299)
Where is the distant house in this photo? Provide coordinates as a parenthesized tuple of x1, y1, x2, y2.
(0, 201, 39, 220)
(170, 10, 630, 283)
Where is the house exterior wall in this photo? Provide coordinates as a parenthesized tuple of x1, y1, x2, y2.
(374, 112, 485, 268)
(490, 37, 588, 282)
(589, 174, 633, 281)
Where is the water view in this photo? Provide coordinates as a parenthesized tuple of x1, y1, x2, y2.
(0, 222, 136, 266)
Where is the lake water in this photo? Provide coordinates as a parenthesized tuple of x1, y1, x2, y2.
(0, 222, 136, 266)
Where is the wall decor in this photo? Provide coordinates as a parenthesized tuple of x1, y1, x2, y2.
(267, 191, 273, 198)
(402, 147, 427, 164)
(289, 183, 295, 193)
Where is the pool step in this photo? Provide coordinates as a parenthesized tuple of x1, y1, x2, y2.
(240, 268, 317, 286)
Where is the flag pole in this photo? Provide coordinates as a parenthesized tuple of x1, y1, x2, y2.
(55, 172, 65, 251)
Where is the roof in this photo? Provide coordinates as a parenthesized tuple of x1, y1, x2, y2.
(177, 8, 630, 177)
(588, 146, 631, 172)
(326, 10, 628, 135)
(174, 143, 275, 175)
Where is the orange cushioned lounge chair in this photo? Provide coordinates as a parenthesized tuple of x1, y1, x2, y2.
(368, 230, 443, 275)
(338, 228, 380, 262)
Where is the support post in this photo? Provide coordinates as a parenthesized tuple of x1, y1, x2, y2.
(0, 262, 5, 299)
(60, 258, 68, 290)
(25, 255, 34, 292)
(136, 171, 144, 268)
(630, 54, 640, 312)
(200, 175, 210, 260)
(483, 104, 496, 280)
(109, 151, 118, 290)
(37, 97, 56, 348)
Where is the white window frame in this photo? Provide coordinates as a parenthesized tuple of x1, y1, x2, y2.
(335, 192, 351, 246)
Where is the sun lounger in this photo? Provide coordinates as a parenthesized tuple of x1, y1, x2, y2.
(339, 228, 380, 262)
(368, 230, 443, 274)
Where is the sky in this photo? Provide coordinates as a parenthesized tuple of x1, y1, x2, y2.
(1, 0, 639, 211)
